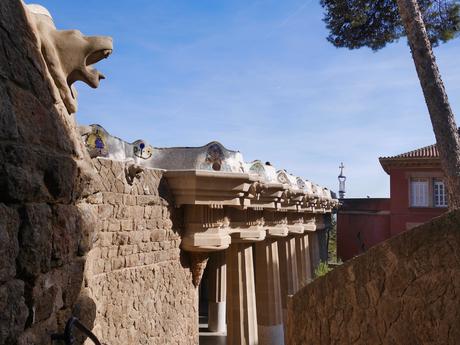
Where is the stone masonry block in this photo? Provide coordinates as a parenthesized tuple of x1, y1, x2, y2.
(97, 232, 113, 247)
(0, 204, 19, 282)
(0, 280, 28, 344)
(98, 204, 114, 219)
(102, 192, 123, 206)
(121, 219, 134, 231)
(17, 203, 52, 277)
(123, 194, 136, 206)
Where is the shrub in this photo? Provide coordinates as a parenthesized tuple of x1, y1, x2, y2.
(314, 261, 332, 278)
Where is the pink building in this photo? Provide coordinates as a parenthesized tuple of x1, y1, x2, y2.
(337, 142, 448, 261)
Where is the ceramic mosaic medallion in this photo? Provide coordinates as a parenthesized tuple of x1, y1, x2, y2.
(277, 170, 290, 184)
(85, 125, 108, 158)
(205, 143, 224, 171)
(249, 161, 268, 180)
(133, 140, 153, 159)
(296, 177, 306, 190)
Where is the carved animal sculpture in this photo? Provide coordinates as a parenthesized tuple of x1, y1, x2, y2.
(24, 3, 113, 114)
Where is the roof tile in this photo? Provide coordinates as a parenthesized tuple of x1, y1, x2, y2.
(380, 143, 439, 159)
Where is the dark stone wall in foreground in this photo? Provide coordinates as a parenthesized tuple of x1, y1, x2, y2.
(287, 210, 460, 345)
(0, 1, 95, 343)
(0, 1, 198, 344)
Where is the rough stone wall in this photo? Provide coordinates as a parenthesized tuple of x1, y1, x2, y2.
(82, 159, 197, 345)
(0, 1, 197, 344)
(0, 1, 97, 344)
(287, 210, 460, 345)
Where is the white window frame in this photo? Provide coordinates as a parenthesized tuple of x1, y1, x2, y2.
(410, 178, 429, 207)
(433, 179, 448, 208)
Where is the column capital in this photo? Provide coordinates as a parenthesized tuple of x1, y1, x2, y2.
(303, 215, 317, 232)
(181, 205, 231, 252)
(263, 210, 289, 237)
(227, 207, 267, 243)
(229, 226, 266, 243)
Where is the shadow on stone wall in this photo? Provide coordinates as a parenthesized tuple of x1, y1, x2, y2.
(287, 210, 460, 345)
(158, 176, 192, 274)
(0, 1, 99, 344)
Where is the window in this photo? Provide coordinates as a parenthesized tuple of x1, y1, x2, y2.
(410, 178, 429, 207)
(433, 179, 448, 207)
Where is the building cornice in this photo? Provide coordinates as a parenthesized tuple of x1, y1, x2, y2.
(378, 157, 441, 174)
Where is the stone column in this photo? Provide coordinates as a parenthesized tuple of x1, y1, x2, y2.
(278, 234, 299, 322)
(295, 234, 307, 288)
(304, 216, 316, 281)
(226, 242, 258, 345)
(302, 233, 312, 283)
(255, 237, 285, 345)
(207, 251, 227, 333)
(308, 232, 320, 276)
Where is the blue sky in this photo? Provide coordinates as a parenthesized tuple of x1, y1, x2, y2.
(36, 0, 460, 197)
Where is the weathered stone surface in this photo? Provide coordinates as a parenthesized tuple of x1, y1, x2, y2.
(0, 1, 196, 344)
(17, 203, 53, 278)
(0, 143, 81, 204)
(0, 204, 20, 282)
(0, 280, 28, 344)
(50, 205, 85, 265)
(0, 85, 19, 141)
(287, 210, 460, 345)
(7, 82, 74, 153)
(83, 159, 196, 345)
(0, 2, 97, 344)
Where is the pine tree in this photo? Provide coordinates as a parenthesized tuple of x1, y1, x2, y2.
(321, 0, 460, 209)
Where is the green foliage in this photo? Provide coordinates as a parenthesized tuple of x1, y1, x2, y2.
(314, 261, 332, 278)
(328, 216, 338, 263)
(320, 0, 460, 50)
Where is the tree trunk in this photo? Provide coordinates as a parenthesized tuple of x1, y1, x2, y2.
(396, 0, 460, 209)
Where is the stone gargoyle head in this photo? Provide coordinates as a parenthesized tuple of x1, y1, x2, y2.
(24, 3, 113, 114)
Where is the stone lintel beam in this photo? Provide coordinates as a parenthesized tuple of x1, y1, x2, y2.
(165, 170, 259, 208)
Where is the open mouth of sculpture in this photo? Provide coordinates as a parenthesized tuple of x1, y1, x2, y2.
(67, 47, 113, 93)
(84, 48, 113, 88)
